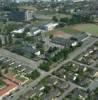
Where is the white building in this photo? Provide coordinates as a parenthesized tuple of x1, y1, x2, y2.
(42, 22, 59, 31)
(26, 27, 42, 36)
(11, 28, 25, 34)
(25, 10, 33, 21)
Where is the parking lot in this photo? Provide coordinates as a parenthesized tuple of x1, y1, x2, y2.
(0, 55, 33, 75)
(0, 49, 41, 70)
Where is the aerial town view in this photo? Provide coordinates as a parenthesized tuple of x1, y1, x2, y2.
(0, 0, 98, 100)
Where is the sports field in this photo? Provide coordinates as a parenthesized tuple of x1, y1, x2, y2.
(73, 24, 98, 36)
(47, 23, 98, 38)
(62, 26, 80, 34)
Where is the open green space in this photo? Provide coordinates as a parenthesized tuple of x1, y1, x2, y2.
(73, 24, 98, 36)
(16, 75, 27, 82)
(9, 68, 18, 75)
(0, 22, 23, 35)
(46, 26, 81, 36)
(61, 26, 81, 34)
(32, 19, 49, 26)
(36, 10, 69, 18)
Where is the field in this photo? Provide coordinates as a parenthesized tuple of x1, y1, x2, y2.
(18, 5, 36, 11)
(36, 10, 71, 19)
(47, 26, 80, 39)
(49, 29, 72, 38)
(61, 26, 80, 34)
(73, 24, 98, 36)
(32, 19, 49, 26)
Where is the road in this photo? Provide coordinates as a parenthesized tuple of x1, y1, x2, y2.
(2, 37, 98, 100)
(72, 60, 98, 71)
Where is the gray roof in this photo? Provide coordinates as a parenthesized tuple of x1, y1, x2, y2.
(51, 37, 73, 47)
(72, 32, 88, 41)
(22, 44, 37, 54)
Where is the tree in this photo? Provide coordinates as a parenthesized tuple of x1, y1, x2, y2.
(29, 70, 40, 80)
(49, 34, 53, 39)
(4, 36, 8, 45)
(4, 68, 8, 74)
(29, 96, 42, 100)
(52, 16, 58, 22)
(8, 33, 13, 44)
(39, 62, 50, 71)
(60, 17, 69, 24)
(0, 71, 2, 77)
(0, 39, 2, 47)
(44, 85, 51, 94)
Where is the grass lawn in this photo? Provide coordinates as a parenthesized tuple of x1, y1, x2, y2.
(9, 68, 18, 75)
(73, 24, 98, 36)
(0, 80, 6, 89)
(61, 26, 81, 34)
(16, 75, 27, 82)
(46, 26, 80, 36)
(32, 19, 49, 26)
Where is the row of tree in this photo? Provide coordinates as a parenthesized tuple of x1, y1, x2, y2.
(52, 14, 94, 25)
(39, 47, 74, 71)
(27, 70, 40, 80)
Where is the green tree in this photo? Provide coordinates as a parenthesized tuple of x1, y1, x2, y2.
(29, 70, 40, 80)
(0, 39, 2, 47)
(39, 62, 50, 72)
(52, 16, 58, 22)
(8, 33, 13, 44)
(0, 71, 2, 77)
(4, 36, 8, 45)
(4, 68, 8, 74)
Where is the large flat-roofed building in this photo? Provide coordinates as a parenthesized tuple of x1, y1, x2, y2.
(7, 11, 33, 22)
(71, 32, 90, 42)
(8, 11, 26, 22)
(51, 37, 78, 47)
